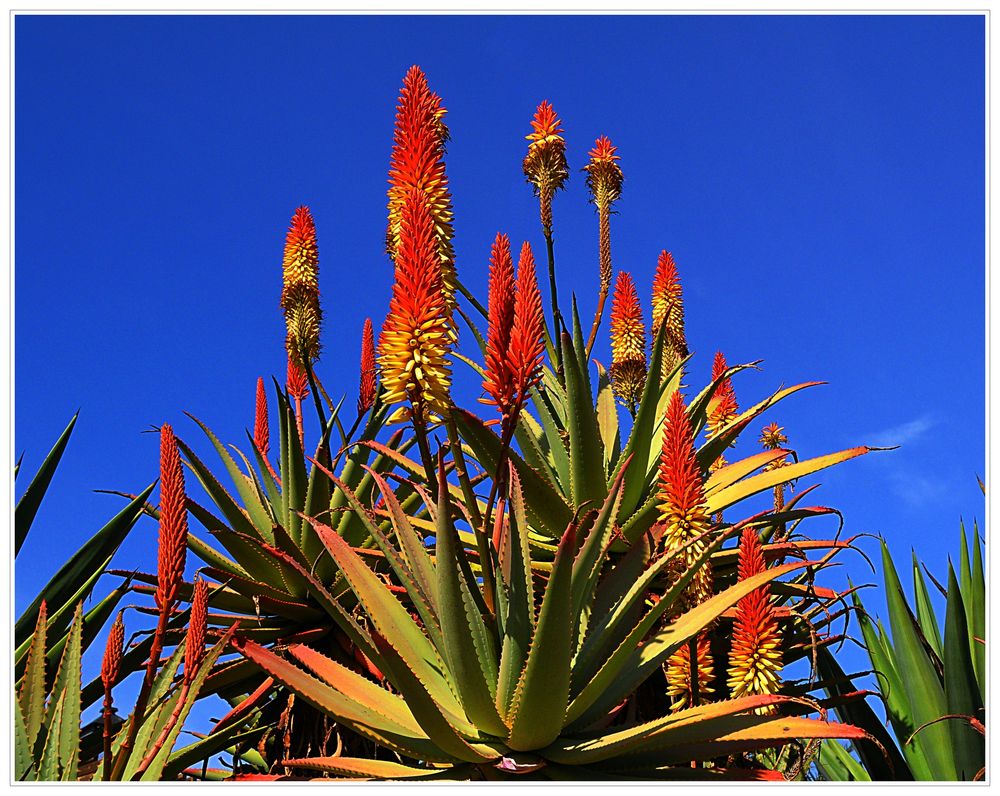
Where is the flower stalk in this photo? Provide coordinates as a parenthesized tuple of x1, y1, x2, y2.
(584, 136, 623, 354)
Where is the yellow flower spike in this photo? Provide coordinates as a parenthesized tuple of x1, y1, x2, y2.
(280, 207, 322, 367)
(651, 250, 689, 378)
(609, 270, 647, 415)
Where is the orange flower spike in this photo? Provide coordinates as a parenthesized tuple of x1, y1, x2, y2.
(155, 424, 188, 612)
(584, 136, 624, 294)
(378, 188, 452, 423)
(665, 634, 715, 710)
(651, 250, 689, 376)
(727, 527, 782, 700)
(609, 271, 647, 413)
(658, 391, 713, 606)
(510, 241, 545, 400)
(482, 233, 517, 417)
(386, 66, 456, 321)
(523, 100, 569, 237)
(183, 579, 209, 685)
(101, 611, 125, 691)
(286, 356, 310, 401)
(254, 377, 269, 457)
(358, 318, 377, 415)
(280, 206, 322, 366)
(707, 351, 739, 439)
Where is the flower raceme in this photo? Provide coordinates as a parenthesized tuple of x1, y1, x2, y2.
(378, 188, 452, 424)
(183, 579, 209, 685)
(387, 66, 456, 322)
(727, 527, 783, 701)
(706, 351, 739, 472)
(657, 390, 714, 608)
(155, 424, 188, 613)
(651, 250, 689, 377)
(280, 206, 322, 367)
(523, 100, 569, 236)
(482, 236, 545, 423)
(254, 377, 269, 457)
(658, 391, 717, 710)
(358, 317, 377, 415)
(286, 356, 310, 402)
(609, 270, 647, 413)
(482, 233, 517, 416)
(707, 351, 739, 439)
(100, 611, 125, 691)
(584, 136, 623, 295)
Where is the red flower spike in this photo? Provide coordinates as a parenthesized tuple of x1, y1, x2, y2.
(101, 611, 125, 691)
(377, 188, 452, 422)
(386, 66, 456, 322)
(254, 377, 269, 457)
(482, 233, 517, 416)
(707, 351, 739, 443)
(510, 241, 545, 401)
(651, 250, 688, 376)
(184, 579, 209, 685)
(658, 391, 713, 607)
(358, 318, 377, 415)
(280, 206, 322, 366)
(727, 527, 782, 699)
(286, 356, 310, 402)
(609, 270, 647, 411)
(155, 424, 188, 612)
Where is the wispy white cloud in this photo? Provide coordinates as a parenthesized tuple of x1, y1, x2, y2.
(868, 414, 935, 448)
(886, 469, 947, 509)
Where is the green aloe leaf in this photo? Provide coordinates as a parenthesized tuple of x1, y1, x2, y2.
(560, 331, 606, 510)
(911, 553, 943, 659)
(879, 541, 955, 780)
(433, 462, 505, 737)
(451, 407, 572, 539)
(48, 603, 82, 781)
(19, 602, 49, 751)
(816, 644, 910, 780)
(943, 564, 984, 780)
(506, 521, 577, 751)
(816, 740, 871, 781)
(15, 412, 78, 557)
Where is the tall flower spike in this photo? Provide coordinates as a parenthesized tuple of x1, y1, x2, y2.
(665, 634, 715, 711)
(651, 250, 689, 377)
(584, 136, 624, 351)
(280, 206, 322, 367)
(523, 100, 569, 237)
(101, 611, 125, 691)
(183, 579, 209, 685)
(658, 392, 717, 711)
(727, 527, 782, 701)
(584, 137, 623, 290)
(657, 391, 713, 608)
(155, 424, 188, 612)
(286, 356, 310, 401)
(706, 351, 740, 475)
(609, 271, 647, 414)
(358, 318, 377, 415)
(386, 66, 457, 325)
(254, 377, 269, 457)
(482, 233, 517, 417)
(378, 188, 452, 424)
(509, 241, 545, 402)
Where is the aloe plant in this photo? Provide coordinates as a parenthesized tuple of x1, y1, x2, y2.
(234, 451, 867, 780)
(817, 521, 985, 781)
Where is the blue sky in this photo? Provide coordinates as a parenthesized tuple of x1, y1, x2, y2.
(15, 14, 984, 713)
